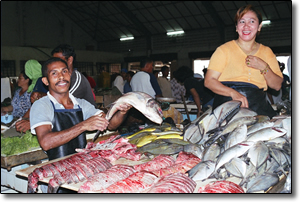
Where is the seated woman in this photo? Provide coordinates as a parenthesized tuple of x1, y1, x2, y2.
(204, 5, 283, 118)
(1, 71, 32, 118)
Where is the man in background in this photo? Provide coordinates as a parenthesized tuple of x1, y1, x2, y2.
(130, 57, 162, 98)
(157, 65, 173, 98)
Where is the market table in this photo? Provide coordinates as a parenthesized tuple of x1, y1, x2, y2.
(15, 130, 287, 193)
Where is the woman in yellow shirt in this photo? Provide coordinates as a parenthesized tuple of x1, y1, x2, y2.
(205, 5, 283, 118)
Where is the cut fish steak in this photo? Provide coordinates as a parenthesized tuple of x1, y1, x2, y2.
(27, 151, 111, 193)
(134, 154, 175, 172)
(78, 164, 136, 193)
(146, 173, 196, 193)
(198, 180, 244, 193)
(97, 171, 158, 193)
(47, 156, 112, 193)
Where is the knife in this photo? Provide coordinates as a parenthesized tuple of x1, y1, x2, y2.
(92, 112, 105, 142)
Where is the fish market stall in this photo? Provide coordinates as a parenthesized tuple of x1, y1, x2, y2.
(13, 98, 291, 193)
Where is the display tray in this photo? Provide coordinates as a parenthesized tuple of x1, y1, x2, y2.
(1, 130, 116, 171)
(1, 148, 48, 171)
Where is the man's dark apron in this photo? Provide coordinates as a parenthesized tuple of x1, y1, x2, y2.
(212, 82, 277, 118)
(46, 101, 87, 193)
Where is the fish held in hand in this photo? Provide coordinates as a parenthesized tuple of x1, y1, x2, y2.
(106, 92, 163, 124)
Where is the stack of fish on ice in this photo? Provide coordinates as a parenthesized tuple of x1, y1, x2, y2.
(26, 92, 291, 193)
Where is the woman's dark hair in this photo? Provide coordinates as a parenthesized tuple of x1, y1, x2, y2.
(234, 5, 262, 26)
(20, 70, 32, 86)
(173, 66, 194, 83)
(42, 57, 68, 77)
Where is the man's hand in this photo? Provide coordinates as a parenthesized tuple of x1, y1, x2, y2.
(15, 119, 31, 133)
(84, 113, 109, 132)
(116, 103, 132, 115)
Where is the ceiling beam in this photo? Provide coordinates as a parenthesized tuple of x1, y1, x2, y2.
(201, 1, 225, 43)
(112, 1, 152, 38)
(112, 1, 152, 52)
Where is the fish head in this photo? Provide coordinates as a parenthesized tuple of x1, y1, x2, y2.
(145, 98, 163, 124)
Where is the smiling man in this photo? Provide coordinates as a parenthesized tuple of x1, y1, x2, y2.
(30, 57, 131, 163)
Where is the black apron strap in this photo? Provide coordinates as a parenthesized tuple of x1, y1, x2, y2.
(46, 101, 87, 161)
(213, 82, 277, 118)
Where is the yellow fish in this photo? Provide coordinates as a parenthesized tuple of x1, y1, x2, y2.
(126, 128, 157, 139)
(136, 135, 158, 147)
(155, 134, 183, 140)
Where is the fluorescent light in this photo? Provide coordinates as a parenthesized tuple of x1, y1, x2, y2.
(262, 20, 271, 25)
(167, 30, 184, 35)
(120, 37, 134, 41)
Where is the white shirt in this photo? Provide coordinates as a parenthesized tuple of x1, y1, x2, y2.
(113, 75, 124, 94)
(157, 77, 173, 98)
(130, 71, 156, 98)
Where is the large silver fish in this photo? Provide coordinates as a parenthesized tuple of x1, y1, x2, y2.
(247, 141, 269, 169)
(187, 160, 215, 181)
(183, 107, 213, 144)
(246, 173, 279, 193)
(183, 143, 204, 159)
(202, 143, 220, 162)
(247, 120, 275, 135)
(229, 107, 257, 123)
(224, 124, 247, 150)
(224, 157, 247, 179)
(221, 116, 257, 136)
(212, 100, 242, 127)
(246, 127, 287, 142)
(106, 91, 163, 124)
(215, 141, 254, 171)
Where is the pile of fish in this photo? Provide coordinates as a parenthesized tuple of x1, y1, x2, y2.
(78, 151, 200, 193)
(182, 100, 291, 193)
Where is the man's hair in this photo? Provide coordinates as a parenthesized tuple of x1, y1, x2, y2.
(51, 44, 76, 63)
(140, 57, 153, 69)
(161, 65, 169, 72)
(173, 65, 194, 83)
(42, 57, 68, 77)
(127, 71, 135, 78)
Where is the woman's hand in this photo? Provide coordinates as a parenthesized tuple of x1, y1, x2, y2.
(245, 55, 267, 71)
(15, 119, 31, 133)
(230, 89, 249, 108)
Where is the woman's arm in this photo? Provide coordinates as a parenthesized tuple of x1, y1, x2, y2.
(204, 69, 249, 108)
(190, 88, 202, 117)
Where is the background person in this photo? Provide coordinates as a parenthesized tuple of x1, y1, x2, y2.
(1, 70, 32, 118)
(157, 65, 173, 98)
(204, 5, 283, 118)
(130, 57, 162, 98)
(123, 71, 135, 93)
(171, 70, 186, 103)
(112, 68, 127, 94)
